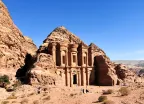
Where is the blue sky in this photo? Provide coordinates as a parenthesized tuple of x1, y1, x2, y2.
(2, 0, 144, 60)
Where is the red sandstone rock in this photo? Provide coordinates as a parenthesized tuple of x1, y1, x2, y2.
(0, 1, 37, 71)
(115, 64, 144, 85)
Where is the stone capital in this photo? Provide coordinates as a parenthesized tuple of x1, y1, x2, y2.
(52, 42, 57, 46)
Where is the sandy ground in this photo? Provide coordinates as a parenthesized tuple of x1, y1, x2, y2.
(0, 85, 144, 104)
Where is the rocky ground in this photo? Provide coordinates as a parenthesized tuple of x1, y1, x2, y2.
(0, 83, 144, 104)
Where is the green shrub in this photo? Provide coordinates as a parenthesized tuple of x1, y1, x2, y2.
(103, 89, 113, 95)
(119, 87, 130, 96)
(98, 96, 108, 102)
(0, 75, 10, 83)
(0, 75, 10, 87)
(103, 100, 115, 104)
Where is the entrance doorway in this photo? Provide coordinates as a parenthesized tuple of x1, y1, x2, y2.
(73, 74, 77, 84)
(94, 56, 99, 85)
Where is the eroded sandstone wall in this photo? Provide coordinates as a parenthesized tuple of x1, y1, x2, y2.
(0, 1, 37, 71)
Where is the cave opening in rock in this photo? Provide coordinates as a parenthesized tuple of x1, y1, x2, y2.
(16, 53, 37, 84)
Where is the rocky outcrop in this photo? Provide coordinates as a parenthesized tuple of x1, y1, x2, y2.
(89, 43, 118, 85)
(0, 1, 37, 71)
(94, 55, 118, 85)
(35, 53, 56, 73)
(16, 53, 63, 86)
(115, 64, 144, 85)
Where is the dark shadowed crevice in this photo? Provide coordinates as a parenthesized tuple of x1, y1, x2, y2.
(16, 53, 37, 84)
(94, 56, 100, 85)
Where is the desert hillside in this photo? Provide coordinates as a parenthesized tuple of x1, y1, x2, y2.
(0, 0, 37, 72)
(113, 60, 144, 67)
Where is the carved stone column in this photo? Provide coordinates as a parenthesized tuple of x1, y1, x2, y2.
(78, 70, 81, 86)
(66, 68, 70, 87)
(82, 68, 86, 86)
(52, 43, 57, 65)
(70, 69, 73, 87)
(65, 50, 68, 67)
(86, 52, 88, 67)
(86, 68, 90, 86)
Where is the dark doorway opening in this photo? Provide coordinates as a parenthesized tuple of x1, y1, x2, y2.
(94, 56, 99, 85)
(73, 74, 77, 84)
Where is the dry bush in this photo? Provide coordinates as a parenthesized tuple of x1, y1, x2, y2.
(11, 101, 17, 103)
(33, 100, 39, 104)
(13, 80, 22, 88)
(43, 93, 47, 96)
(20, 94, 26, 98)
(20, 98, 29, 104)
(70, 93, 77, 97)
(43, 96, 51, 101)
(103, 89, 113, 95)
(103, 100, 115, 104)
(7, 93, 17, 99)
(98, 96, 108, 102)
(27, 92, 34, 97)
(1, 101, 9, 104)
(119, 87, 130, 96)
(6, 80, 22, 92)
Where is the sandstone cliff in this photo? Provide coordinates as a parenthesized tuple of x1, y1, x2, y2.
(0, 1, 37, 71)
(89, 43, 118, 85)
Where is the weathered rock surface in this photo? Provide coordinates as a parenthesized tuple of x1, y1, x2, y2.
(29, 53, 63, 85)
(115, 64, 144, 85)
(89, 43, 118, 85)
(16, 53, 63, 86)
(43, 26, 82, 44)
(35, 53, 56, 73)
(0, 1, 37, 71)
